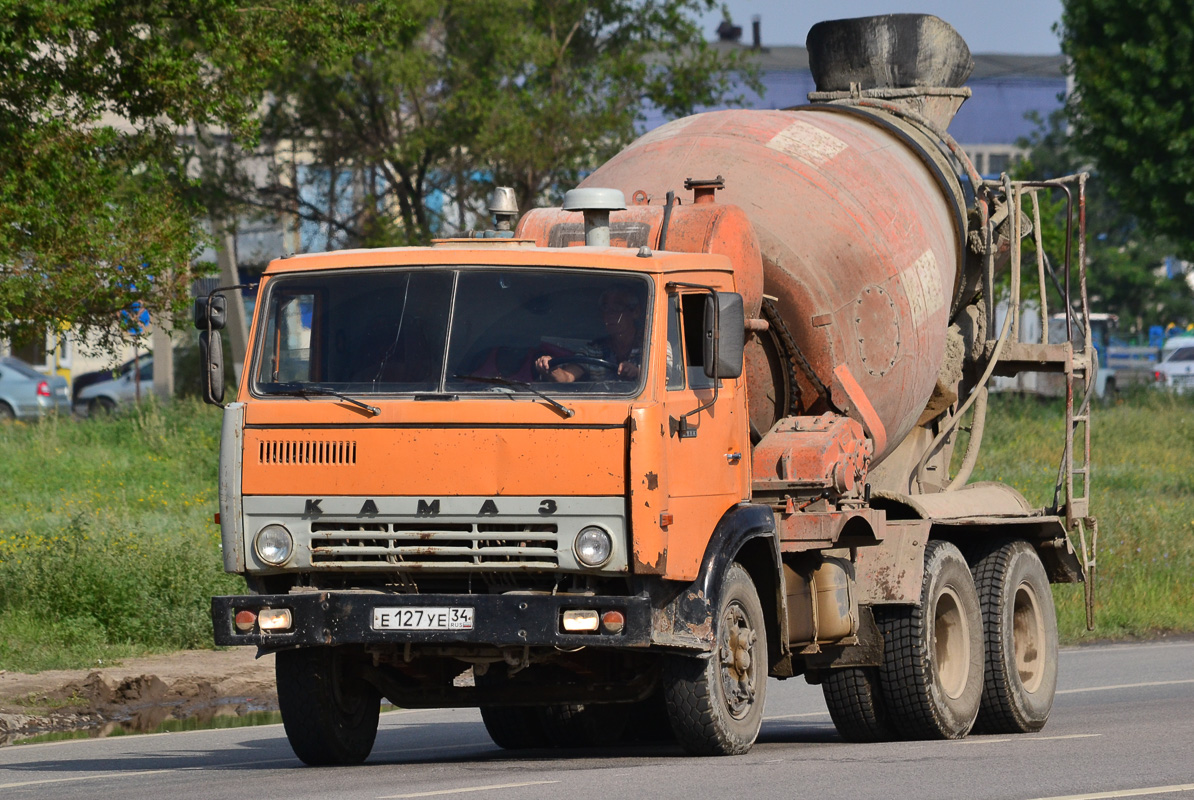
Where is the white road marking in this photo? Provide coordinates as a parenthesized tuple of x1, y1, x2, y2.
(380, 780, 558, 798)
(1064, 641, 1194, 654)
(1027, 734, 1103, 741)
(762, 712, 832, 720)
(1057, 679, 1194, 695)
(373, 741, 492, 755)
(0, 769, 173, 789)
(1025, 782, 1194, 799)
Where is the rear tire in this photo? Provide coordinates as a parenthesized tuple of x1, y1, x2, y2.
(276, 646, 380, 766)
(479, 706, 550, 750)
(971, 540, 1058, 733)
(822, 667, 895, 742)
(663, 563, 768, 756)
(540, 702, 629, 747)
(878, 540, 983, 740)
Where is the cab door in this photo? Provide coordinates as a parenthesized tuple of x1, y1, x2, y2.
(660, 290, 750, 580)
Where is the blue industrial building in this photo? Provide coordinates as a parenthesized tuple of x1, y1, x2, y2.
(644, 40, 1068, 180)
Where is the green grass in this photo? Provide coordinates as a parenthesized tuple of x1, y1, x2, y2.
(0, 399, 244, 672)
(971, 389, 1194, 642)
(1, 391, 1190, 672)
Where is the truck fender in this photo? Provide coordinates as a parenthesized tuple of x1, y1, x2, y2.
(651, 503, 792, 675)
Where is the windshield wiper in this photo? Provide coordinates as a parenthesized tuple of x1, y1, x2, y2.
(268, 382, 380, 417)
(452, 374, 574, 418)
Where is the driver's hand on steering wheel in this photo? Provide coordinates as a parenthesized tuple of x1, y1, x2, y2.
(535, 354, 582, 383)
(616, 361, 639, 380)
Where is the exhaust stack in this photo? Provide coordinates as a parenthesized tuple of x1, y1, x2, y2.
(806, 14, 973, 130)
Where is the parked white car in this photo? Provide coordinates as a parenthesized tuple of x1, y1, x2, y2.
(76, 356, 154, 413)
(1154, 336, 1194, 392)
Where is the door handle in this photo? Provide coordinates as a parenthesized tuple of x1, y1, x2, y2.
(725, 452, 742, 464)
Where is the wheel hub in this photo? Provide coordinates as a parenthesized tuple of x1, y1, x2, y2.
(719, 602, 759, 720)
(1013, 580, 1045, 692)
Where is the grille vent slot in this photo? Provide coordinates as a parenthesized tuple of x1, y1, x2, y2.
(309, 522, 560, 570)
(259, 440, 357, 465)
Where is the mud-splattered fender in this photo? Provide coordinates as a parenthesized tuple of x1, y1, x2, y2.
(649, 503, 790, 673)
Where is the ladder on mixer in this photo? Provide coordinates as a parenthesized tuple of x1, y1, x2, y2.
(994, 174, 1099, 628)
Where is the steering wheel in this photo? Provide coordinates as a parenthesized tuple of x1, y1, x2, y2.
(548, 355, 619, 373)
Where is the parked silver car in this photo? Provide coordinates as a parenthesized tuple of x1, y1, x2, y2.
(0, 357, 72, 421)
(76, 355, 154, 413)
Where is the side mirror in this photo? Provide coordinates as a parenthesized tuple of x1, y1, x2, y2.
(703, 292, 745, 380)
(199, 329, 225, 405)
(194, 294, 227, 331)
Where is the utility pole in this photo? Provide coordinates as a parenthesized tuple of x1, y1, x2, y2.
(214, 223, 249, 383)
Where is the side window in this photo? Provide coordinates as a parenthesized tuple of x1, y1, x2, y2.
(666, 293, 715, 390)
(681, 294, 714, 389)
(666, 295, 684, 390)
(262, 292, 317, 383)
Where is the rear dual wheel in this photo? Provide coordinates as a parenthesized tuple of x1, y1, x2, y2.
(877, 540, 984, 740)
(972, 540, 1058, 733)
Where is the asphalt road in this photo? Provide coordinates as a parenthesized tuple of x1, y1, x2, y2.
(2, 640, 1192, 800)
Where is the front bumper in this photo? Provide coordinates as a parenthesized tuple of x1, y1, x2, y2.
(212, 590, 653, 649)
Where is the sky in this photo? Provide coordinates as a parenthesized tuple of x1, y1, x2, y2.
(700, 1, 1064, 54)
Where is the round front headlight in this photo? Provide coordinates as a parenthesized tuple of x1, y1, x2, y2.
(574, 526, 613, 568)
(255, 524, 294, 566)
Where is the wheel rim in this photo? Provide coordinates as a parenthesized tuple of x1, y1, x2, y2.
(1012, 580, 1046, 693)
(934, 586, 972, 700)
(719, 601, 760, 720)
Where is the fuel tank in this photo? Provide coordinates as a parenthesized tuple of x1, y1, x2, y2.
(578, 101, 970, 465)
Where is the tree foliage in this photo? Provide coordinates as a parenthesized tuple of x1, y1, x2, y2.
(1015, 110, 1194, 334)
(207, 0, 756, 250)
(1061, 0, 1194, 253)
(0, 0, 405, 351)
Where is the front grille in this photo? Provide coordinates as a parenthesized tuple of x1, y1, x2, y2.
(309, 521, 559, 570)
(259, 440, 357, 465)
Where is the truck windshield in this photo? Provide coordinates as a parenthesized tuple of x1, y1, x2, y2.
(252, 267, 651, 396)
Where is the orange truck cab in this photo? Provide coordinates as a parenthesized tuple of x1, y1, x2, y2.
(202, 192, 799, 760)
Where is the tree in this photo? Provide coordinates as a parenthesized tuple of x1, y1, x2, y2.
(1061, 0, 1194, 254)
(207, 0, 756, 249)
(1015, 110, 1194, 335)
(0, 0, 406, 352)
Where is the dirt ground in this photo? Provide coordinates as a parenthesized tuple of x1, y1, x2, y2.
(0, 649, 277, 745)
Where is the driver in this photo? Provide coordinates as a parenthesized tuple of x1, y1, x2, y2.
(535, 287, 644, 382)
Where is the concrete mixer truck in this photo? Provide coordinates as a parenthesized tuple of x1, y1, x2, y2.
(198, 13, 1097, 763)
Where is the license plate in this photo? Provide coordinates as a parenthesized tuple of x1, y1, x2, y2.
(372, 607, 474, 631)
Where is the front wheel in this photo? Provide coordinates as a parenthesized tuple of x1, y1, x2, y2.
(878, 540, 984, 740)
(972, 539, 1058, 733)
(663, 563, 768, 756)
(276, 646, 381, 766)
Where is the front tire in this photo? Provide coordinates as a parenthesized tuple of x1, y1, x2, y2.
(663, 563, 768, 756)
(276, 646, 381, 766)
(878, 540, 983, 739)
(972, 540, 1058, 733)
